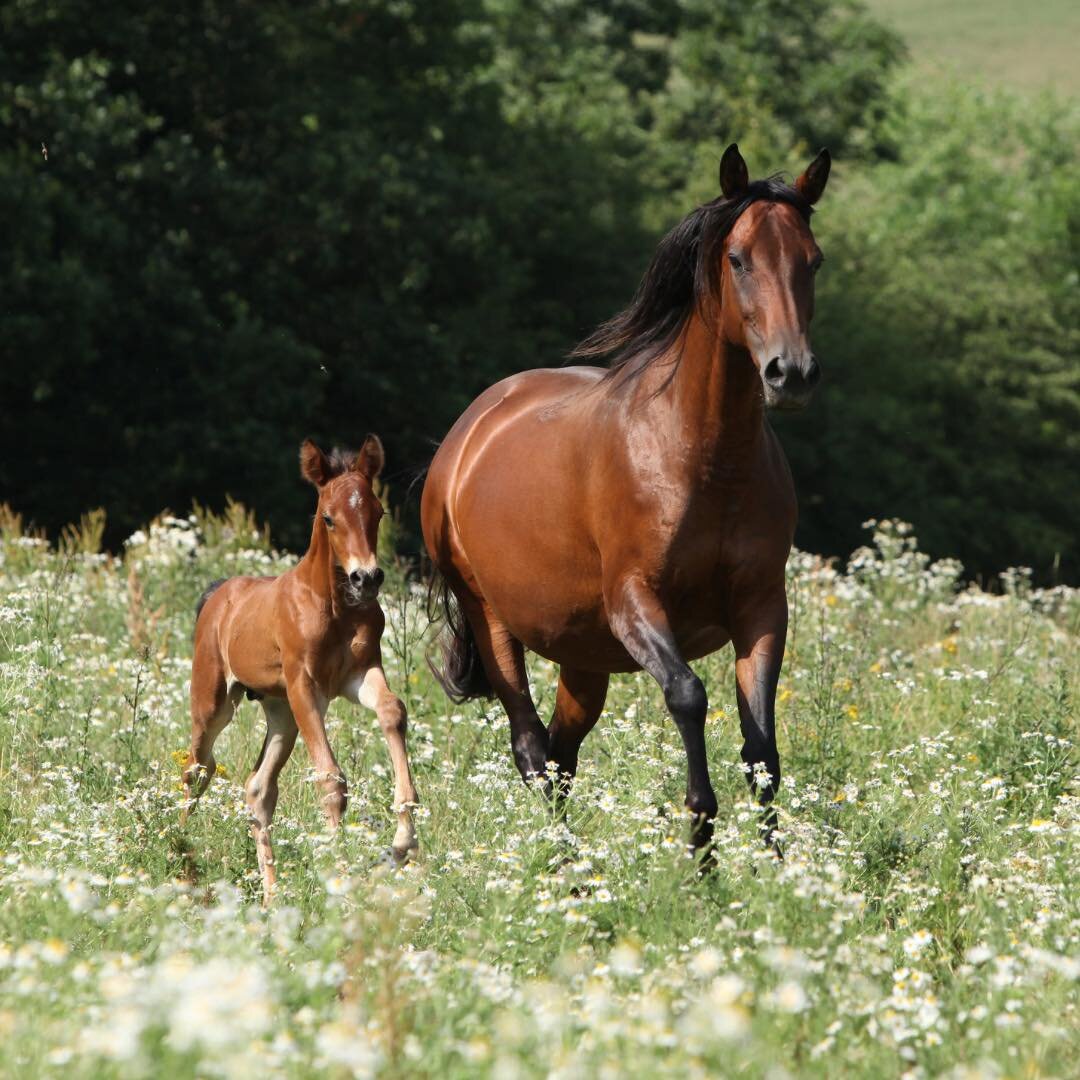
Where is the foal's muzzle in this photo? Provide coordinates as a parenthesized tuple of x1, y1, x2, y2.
(347, 566, 384, 603)
(762, 352, 821, 412)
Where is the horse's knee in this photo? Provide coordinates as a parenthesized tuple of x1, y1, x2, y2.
(378, 698, 407, 737)
(664, 670, 707, 724)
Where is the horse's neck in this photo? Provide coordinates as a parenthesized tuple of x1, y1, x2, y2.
(296, 520, 341, 615)
(638, 309, 765, 473)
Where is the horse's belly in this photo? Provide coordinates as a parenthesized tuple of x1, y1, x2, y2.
(677, 623, 732, 662)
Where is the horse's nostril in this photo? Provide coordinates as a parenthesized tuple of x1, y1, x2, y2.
(806, 358, 821, 387)
(372, 567, 385, 588)
(764, 356, 785, 385)
(349, 569, 364, 586)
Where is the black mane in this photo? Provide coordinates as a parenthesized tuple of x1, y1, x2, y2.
(570, 177, 812, 385)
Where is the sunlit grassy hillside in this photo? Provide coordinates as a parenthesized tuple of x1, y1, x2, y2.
(0, 504, 1077, 1077)
(866, 0, 1080, 93)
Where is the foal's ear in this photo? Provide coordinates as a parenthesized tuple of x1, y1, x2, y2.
(719, 143, 749, 200)
(795, 148, 831, 205)
(299, 439, 332, 487)
(353, 434, 385, 480)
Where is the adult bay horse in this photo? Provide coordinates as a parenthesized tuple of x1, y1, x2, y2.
(185, 437, 418, 903)
(422, 144, 830, 852)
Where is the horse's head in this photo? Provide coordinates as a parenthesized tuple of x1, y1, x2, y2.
(300, 435, 386, 605)
(716, 144, 830, 412)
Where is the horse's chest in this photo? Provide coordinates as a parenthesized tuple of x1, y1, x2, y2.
(321, 625, 380, 699)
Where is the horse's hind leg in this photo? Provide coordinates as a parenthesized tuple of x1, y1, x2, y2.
(245, 698, 299, 906)
(183, 650, 239, 820)
(462, 596, 549, 782)
(547, 667, 609, 792)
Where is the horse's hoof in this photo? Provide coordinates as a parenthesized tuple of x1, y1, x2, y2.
(385, 844, 417, 867)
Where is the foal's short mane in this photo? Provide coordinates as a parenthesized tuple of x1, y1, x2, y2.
(324, 447, 359, 480)
(570, 176, 812, 386)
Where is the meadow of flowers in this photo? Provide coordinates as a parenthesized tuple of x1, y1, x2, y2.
(0, 502, 1076, 1078)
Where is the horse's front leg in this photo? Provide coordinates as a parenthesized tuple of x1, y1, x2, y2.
(285, 670, 348, 827)
(609, 578, 717, 852)
(352, 662, 419, 862)
(731, 586, 788, 853)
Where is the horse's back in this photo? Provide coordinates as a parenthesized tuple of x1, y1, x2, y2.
(434, 365, 604, 455)
(193, 575, 279, 671)
(422, 364, 605, 548)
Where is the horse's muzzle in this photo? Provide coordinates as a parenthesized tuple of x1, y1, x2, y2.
(762, 352, 820, 411)
(346, 566, 384, 604)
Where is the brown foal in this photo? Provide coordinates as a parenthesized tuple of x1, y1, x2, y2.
(423, 144, 830, 855)
(184, 436, 418, 903)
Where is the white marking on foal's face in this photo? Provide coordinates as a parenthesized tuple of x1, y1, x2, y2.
(349, 491, 361, 510)
(342, 557, 378, 578)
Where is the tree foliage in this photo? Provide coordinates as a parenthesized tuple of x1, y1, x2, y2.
(0, 1, 1075, 578)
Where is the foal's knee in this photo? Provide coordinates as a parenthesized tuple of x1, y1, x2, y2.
(664, 670, 707, 725)
(378, 697, 407, 737)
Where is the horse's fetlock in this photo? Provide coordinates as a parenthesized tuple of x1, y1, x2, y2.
(688, 789, 719, 821)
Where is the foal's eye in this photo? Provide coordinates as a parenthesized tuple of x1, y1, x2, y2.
(322, 513, 334, 528)
(728, 253, 745, 273)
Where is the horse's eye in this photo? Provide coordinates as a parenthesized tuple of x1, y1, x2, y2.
(728, 253, 745, 273)
(322, 513, 334, 528)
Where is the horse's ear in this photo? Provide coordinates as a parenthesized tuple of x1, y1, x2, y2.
(795, 148, 831, 205)
(354, 434, 385, 480)
(719, 143, 749, 200)
(300, 439, 332, 487)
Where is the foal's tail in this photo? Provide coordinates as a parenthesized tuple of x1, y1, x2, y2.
(194, 579, 227, 628)
(426, 572, 493, 703)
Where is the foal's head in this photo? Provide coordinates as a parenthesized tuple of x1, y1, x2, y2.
(300, 436, 386, 605)
(715, 143, 830, 411)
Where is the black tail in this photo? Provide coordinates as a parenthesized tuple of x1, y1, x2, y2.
(426, 571, 492, 703)
(195, 579, 227, 624)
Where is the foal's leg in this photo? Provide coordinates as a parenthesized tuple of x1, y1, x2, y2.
(609, 579, 717, 850)
(354, 664, 419, 861)
(461, 597, 549, 782)
(245, 697, 299, 905)
(183, 650, 240, 820)
(547, 667, 609, 792)
(731, 588, 788, 853)
(285, 673, 348, 827)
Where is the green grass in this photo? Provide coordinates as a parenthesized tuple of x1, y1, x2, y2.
(865, 0, 1080, 93)
(0, 506, 1077, 1077)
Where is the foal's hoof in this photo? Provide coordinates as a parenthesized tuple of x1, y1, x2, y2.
(392, 845, 415, 865)
(384, 842, 418, 868)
